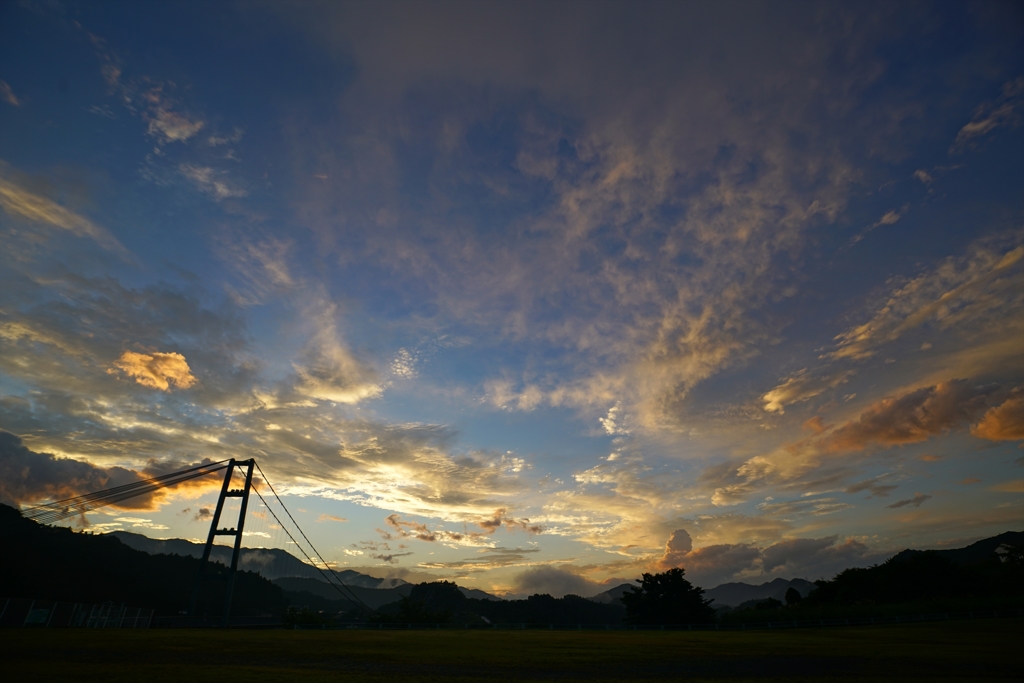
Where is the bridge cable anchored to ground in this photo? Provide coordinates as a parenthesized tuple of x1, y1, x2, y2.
(20, 457, 377, 626)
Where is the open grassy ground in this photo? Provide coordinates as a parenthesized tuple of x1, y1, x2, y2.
(2, 618, 1020, 682)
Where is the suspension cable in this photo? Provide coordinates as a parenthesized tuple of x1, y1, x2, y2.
(250, 483, 378, 616)
(22, 460, 231, 525)
(252, 462, 378, 615)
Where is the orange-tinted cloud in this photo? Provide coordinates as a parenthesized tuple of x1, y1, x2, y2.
(654, 528, 694, 571)
(111, 350, 197, 390)
(0, 430, 222, 511)
(317, 513, 348, 523)
(971, 394, 1024, 441)
(821, 380, 999, 452)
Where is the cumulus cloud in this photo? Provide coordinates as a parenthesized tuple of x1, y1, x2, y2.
(971, 394, 1024, 441)
(511, 565, 615, 598)
(652, 528, 878, 587)
(110, 351, 198, 391)
(760, 536, 870, 577)
(655, 528, 693, 570)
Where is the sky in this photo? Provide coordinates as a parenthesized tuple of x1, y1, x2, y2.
(0, 0, 1022, 598)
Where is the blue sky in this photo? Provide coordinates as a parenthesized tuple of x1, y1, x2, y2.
(1, 0, 1022, 597)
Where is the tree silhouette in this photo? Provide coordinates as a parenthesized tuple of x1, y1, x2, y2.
(785, 586, 803, 605)
(621, 568, 715, 625)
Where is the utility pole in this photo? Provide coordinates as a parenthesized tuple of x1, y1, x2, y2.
(187, 458, 255, 627)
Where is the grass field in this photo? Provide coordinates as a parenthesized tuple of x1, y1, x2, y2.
(2, 618, 1020, 682)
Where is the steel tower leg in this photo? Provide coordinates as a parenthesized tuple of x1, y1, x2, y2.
(187, 458, 255, 627)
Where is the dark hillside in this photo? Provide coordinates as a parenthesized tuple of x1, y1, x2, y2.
(888, 531, 1024, 567)
(806, 539, 1023, 608)
(0, 504, 286, 617)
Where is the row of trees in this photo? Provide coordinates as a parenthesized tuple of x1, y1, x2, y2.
(366, 544, 1023, 626)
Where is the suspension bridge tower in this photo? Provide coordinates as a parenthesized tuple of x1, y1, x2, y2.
(187, 458, 255, 627)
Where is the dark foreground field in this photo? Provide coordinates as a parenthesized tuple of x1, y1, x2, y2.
(2, 618, 1020, 682)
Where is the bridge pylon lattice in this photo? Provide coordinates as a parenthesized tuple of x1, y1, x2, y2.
(187, 458, 255, 627)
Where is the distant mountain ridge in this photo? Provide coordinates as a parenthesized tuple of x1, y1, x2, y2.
(703, 578, 816, 608)
(589, 577, 815, 608)
(108, 531, 407, 588)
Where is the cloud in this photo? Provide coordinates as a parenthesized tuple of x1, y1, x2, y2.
(371, 551, 414, 564)
(317, 513, 347, 523)
(655, 528, 693, 570)
(828, 235, 1024, 361)
(292, 300, 382, 404)
(511, 565, 613, 598)
(990, 480, 1024, 494)
(887, 493, 931, 509)
(0, 430, 219, 511)
(951, 77, 1024, 151)
(759, 536, 870, 577)
(390, 348, 417, 379)
(675, 543, 763, 587)
(110, 351, 197, 391)
(141, 86, 204, 144)
(207, 127, 244, 147)
(193, 507, 212, 522)
(0, 430, 147, 509)
(651, 528, 878, 587)
(276, 0, 897, 437)
(382, 509, 539, 546)
(971, 394, 1024, 441)
(844, 476, 898, 498)
(179, 164, 247, 200)
(0, 80, 21, 106)
(0, 166, 130, 256)
(820, 380, 1004, 452)
(875, 209, 902, 227)
(756, 497, 853, 517)
(762, 370, 853, 413)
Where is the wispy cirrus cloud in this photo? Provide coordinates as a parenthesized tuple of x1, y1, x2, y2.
(0, 80, 21, 106)
(829, 234, 1024, 362)
(0, 165, 131, 257)
(179, 164, 247, 200)
(951, 77, 1024, 152)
